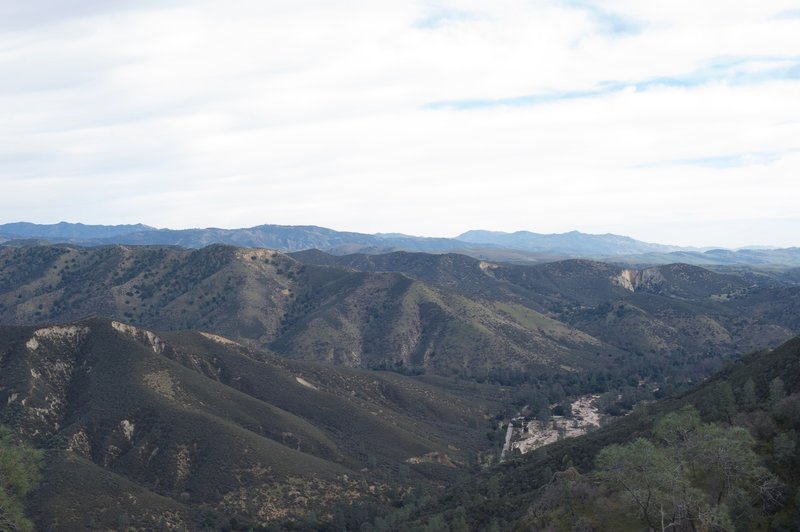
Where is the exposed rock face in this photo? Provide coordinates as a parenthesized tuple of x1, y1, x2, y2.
(112, 321, 166, 354)
(67, 428, 92, 457)
(199, 331, 241, 346)
(20, 326, 90, 438)
(26, 325, 90, 352)
(612, 267, 665, 292)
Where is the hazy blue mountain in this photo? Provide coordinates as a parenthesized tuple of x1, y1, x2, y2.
(0, 221, 155, 240)
(3, 222, 799, 266)
(0, 222, 691, 257)
(614, 247, 800, 268)
(456, 229, 687, 255)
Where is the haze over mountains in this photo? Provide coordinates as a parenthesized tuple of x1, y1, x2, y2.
(2, 221, 799, 267)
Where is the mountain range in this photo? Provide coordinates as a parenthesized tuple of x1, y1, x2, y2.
(3, 221, 799, 266)
(1, 243, 799, 384)
(0, 237, 799, 528)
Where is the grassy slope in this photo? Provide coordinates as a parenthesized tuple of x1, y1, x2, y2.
(0, 318, 493, 529)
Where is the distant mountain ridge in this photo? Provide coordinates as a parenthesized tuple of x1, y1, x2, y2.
(0, 221, 155, 239)
(455, 229, 687, 255)
(2, 221, 799, 266)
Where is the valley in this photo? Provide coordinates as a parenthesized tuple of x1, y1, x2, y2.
(0, 238, 798, 529)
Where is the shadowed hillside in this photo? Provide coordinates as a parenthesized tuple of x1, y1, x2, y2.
(0, 318, 493, 529)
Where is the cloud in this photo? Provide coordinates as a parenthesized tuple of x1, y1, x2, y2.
(414, 4, 485, 29)
(638, 151, 789, 170)
(425, 56, 800, 109)
(0, 0, 183, 31)
(562, 0, 642, 36)
(773, 9, 800, 19)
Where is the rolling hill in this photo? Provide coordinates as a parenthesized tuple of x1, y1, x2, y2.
(1, 244, 799, 385)
(291, 250, 800, 376)
(0, 244, 623, 376)
(1, 243, 798, 529)
(0, 318, 493, 529)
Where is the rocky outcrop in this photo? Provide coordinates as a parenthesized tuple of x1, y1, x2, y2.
(112, 321, 166, 354)
(612, 267, 665, 292)
(18, 326, 90, 438)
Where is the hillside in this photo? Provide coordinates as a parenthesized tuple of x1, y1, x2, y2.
(0, 244, 623, 376)
(291, 250, 800, 378)
(0, 318, 493, 529)
(0, 245, 798, 529)
(2, 244, 798, 385)
(0, 222, 155, 241)
(378, 335, 800, 531)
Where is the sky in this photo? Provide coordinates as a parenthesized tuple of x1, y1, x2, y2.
(1, 1, 799, 248)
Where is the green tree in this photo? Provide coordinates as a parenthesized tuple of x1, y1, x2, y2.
(424, 514, 447, 532)
(0, 427, 43, 532)
(738, 378, 757, 411)
(450, 507, 468, 532)
(773, 431, 796, 465)
(687, 424, 764, 503)
(699, 382, 736, 422)
(654, 405, 701, 447)
(769, 377, 787, 405)
(596, 438, 692, 529)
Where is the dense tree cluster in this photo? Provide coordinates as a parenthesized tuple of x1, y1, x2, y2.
(0, 427, 42, 531)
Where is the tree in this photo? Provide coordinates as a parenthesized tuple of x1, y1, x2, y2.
(699, 382, 735, 423)
(599, 407, 780, 530)
(654, 406, 701, 447)
(769, 377, 787, 405)
(0, 427, 43, 532)
(450, 507, 468, 532)
(596, 438, 692, 530)
(688, 424, 763, 504)
(773, 431, 796, 465)
(738, 378, 757, 411)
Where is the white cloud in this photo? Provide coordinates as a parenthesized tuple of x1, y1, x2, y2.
(0, 0, 798, 246)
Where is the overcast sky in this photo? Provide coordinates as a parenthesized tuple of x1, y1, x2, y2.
(1, 1, 799, 247)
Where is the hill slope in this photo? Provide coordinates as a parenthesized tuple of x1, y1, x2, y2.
(0, 244, 623, 376)
(1, 244, 798, 384)
(0, 318, 491, 529)
(382, 335, 800, 530)
(291, 250, 800, 378)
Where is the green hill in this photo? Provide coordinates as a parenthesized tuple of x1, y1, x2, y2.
(1, 243, 798, 387)
(0, 245, 622, 377)
(0, 318, 493, 529)
(292, 250, 800, 382)
(378, 336, 800, 531)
